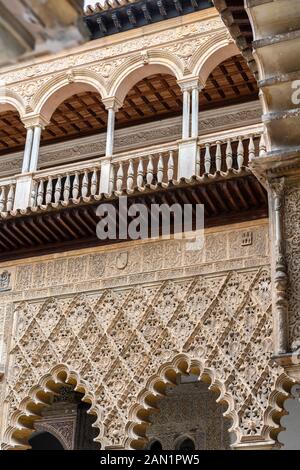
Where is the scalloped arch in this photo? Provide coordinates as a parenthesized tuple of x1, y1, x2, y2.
(261, 372, 296, 445)
(108, 50, 185, 105)
(1, 364, 102, 450)
(190, 31, 240, 86)
(31, 70, 107, 121)
(123, 353, 239, 450)
(0, 90, 26, 119)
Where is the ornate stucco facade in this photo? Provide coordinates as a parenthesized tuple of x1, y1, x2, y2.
(0, 1, 299, 451)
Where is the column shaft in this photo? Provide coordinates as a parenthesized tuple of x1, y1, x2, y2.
(106, 108, 116, 157)
(182, 90, 191, 139)
(22, 127, 34, 173)
(191, 87, 199, 138)
(29, 126, 42, 172)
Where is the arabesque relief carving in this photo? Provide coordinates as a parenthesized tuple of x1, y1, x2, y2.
(0, 263, 291, 449)
(0, 223, 292, 450)
(284, 185, 300, 352)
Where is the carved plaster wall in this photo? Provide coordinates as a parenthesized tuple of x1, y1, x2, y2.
(0, 220, 294, 450)
(283, 185, 300, 352)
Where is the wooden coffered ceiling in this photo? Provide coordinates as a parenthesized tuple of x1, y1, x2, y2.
(0, 54, 258, 156)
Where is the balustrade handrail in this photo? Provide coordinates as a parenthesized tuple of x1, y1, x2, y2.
(31, 124, 263, 180)
(0, 125, 266, 213)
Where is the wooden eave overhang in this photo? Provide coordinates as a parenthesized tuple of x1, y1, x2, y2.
(84, 0, 214, 39)
(0, 171, 267, 262)
(213, 0, 256, 76)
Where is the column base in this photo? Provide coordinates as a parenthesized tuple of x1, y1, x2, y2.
(177, 138, 199, 179)
(100, 157, 112, 194)
(13, 173, 34, 211)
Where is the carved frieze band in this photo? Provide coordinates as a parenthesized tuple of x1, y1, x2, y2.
(0, 223, 269, 299)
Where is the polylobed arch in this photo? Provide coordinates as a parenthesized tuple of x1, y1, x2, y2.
(262, 372, 298, 447)
(123, 355, 298, 451)
(2, 364, 102, 450)
(278, 384, 300, 449)
(124, 354, 238, 450)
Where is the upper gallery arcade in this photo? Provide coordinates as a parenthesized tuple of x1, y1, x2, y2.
(1, 0, 300, 452)
(0, 5, 264, 261)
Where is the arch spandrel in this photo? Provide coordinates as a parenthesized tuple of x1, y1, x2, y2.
(107, 51, 185, 105)
(0, 90, 26, 120)
(189, 31, 240, 86)
(31, 70, 107, 122)
(1, 269, 294, 450)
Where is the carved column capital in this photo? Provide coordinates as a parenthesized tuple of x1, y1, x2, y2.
(22, 114, 50, 130)
(102, 96, 122, 112)
(177, 77, 203, 93)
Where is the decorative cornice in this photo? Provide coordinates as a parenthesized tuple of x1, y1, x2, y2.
(0, 13, 224, 86)
(84, 1, 214, 39)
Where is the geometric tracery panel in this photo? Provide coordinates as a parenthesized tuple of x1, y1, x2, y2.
(3, 267, 289, 449)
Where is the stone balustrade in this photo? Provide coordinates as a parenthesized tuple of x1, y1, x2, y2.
(0, 128, 266, 215)
(0, 182, 16, 214)
(31, 166, 102, 209)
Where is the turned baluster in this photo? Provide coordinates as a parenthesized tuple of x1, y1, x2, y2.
(7, 184, 15, 212)
(54, 176, 62, 203)
(127, 159, 134, 191)
(63, 174, 71, 202)
(146, 155, 154, 185)
(137, 158, 144, 188)
(216, 141, 222, 172)
(91, 168, 98, 196)
(204, 143, 211, 174)
(72, 172, 79, 199)
(248, 136, 255, 162)
(45, 177, 53, 204)
(116, 162, 124, 192)
(82, 170, 89, 198)
(109, 164, 115, 194)
(36, 179, 44, 206)
(157, 153, 164, 184)
(259, 133, 267, 158)
(0, 187, 5, 212)
(167, 150, 174, 181)
(226, 139, 233, 170)
(196, 147, 200, 176)
(237, 137, 244, 169)
(30, 181, 37, 207)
